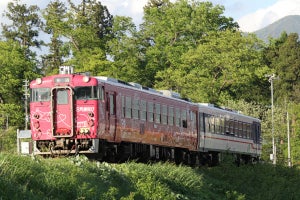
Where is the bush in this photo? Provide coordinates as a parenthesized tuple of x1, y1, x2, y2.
(0, 127, 17, 153)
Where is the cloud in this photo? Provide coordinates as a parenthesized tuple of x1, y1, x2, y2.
(237, 0, 300, 32)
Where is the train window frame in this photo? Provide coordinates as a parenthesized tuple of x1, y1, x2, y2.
(246, 123, 251, 139)
(57, 89, 68, 104)
(168, 107, 174, 126)
(175, 108, 180, 127)
(99, 86, 104, 100)
(182, 109, 187, 128)
(132, 98, 139, 119)
(238, 121, 243, 137)
(199, 113, 205, 132)
(122, 96, 125, 117)
(209, 115, 215, 133)
(155, 103, 161, 124)
(214, 116, 220, 134)
(148, 102, 154, 122)
(109, 94, 115, 115)
(30, 88, 51, 102)
(125, 96, 132, 118)
(204, 114, 210, 133)
(140, 100, 147, 121)
(191, 111, 197, 131)
(161, 105, 168, 125)
(219, 117, 225, 134)
(234, 120, 239, 137)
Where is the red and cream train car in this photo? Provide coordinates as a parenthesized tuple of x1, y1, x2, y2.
(30, 66, 261, 165)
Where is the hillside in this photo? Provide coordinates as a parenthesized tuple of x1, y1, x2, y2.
(1, 153, 300, 200)
(254, 15, 300, 42)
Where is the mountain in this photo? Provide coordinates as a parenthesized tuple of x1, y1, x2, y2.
(253, 15, 300, 42)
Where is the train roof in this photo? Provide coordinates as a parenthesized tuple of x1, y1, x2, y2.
(95, 76, 191, 102)
(197, 103, 260, 122)
(95, 76, 260, 123)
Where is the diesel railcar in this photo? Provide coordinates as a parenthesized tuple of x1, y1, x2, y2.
(30, 66, 261, 165)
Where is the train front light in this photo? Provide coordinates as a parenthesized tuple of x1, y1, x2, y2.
(83, 76, 90, 83)
(36, 78, 42, 85)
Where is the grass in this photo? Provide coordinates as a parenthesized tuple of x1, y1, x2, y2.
(1, 153, 300, 200)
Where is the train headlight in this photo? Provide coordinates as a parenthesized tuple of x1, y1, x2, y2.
(79, 128, 90, 134)
(36, 78, 42, 85)
(83, 76, 90, 83)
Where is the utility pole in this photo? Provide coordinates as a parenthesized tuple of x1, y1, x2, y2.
(268, 74, 277, 165)
(23, 80, 29, 130)
(286, 105, 292, 167)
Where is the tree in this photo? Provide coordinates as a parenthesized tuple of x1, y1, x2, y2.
(106, 16, 146, 82)
(264, 32, 300, 103)
(139, 0, 239, 87)
(42, 0, 69, 75)
(1, 0, 42, 59)
(0, 40, 38, 129)
(155, 30, 268, 104)
(64, 0, 113, 74)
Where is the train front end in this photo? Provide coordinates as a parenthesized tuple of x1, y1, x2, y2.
(30, 67, 100, 155)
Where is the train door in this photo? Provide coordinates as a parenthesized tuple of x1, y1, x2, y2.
(253, 122, 261, 154)
(105, 91, 117, 141)
(51, 87, 74, 137)
(198, 112, 206, 150)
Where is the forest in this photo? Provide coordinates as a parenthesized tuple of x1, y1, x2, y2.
(0, 0, 300, 165)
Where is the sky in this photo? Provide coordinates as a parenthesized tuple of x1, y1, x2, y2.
(0, 0, 300, 32)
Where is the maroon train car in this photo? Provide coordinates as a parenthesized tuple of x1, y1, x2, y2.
(30, 66, 261, 165)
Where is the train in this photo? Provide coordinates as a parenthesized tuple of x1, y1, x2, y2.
(29, 66, 261, 165)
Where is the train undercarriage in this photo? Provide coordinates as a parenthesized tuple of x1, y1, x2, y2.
(34, 138, 258, 166)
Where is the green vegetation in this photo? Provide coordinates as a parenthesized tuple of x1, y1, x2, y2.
(0, 153, 299, 200)
(1, 0, 300, 165)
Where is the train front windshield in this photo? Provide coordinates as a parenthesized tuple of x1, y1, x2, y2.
(74, 86, 98, 100)
(30, 88, 51, 102)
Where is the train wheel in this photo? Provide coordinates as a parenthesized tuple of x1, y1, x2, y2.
(174, 148, 183, 165)
(210, 152, 219, 166)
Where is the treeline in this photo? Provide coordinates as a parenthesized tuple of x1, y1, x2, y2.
(1, 0, 300, 165)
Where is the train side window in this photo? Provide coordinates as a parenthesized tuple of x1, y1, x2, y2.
(229, 120, 234, 135)
(161, 105, 167, 125)
(122, 96, 125, 117)
(225, 118, 230, 134)
(140, 100, 147, 121)
(234, 120, 239, 137)
(215, 116, 220, 134)
(242, 123, 247, 138)
(175, 108, 180, 127)
(246, 123, 251, 138)
(148, 102, 154, 122)
(199, 113, 205, 132)
(209, 115, 215, 133)
(256, 124, 261, 143)
(204, 114, 210, 133)
(125, 96, 132, 118)
(191, 111, 197, 131)
(168, 107, 174, 126)
(220, 117, 225, 134)
(238, 121, 242, 137)
(133, 98, 139, 119)
(109, 94, 115, 115)
(99, 86, 104, 100)
(155, 103, 161, 124)
(182, 110, 187, 128)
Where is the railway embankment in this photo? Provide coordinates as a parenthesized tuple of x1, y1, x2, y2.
(0, 153, 299, 200)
